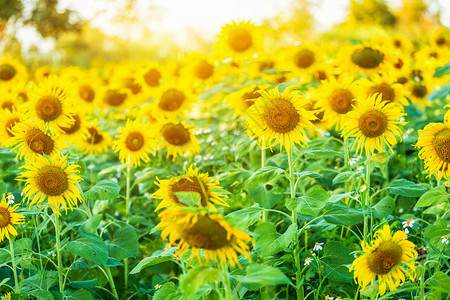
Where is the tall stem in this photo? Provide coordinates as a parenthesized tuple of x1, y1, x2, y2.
(220, 260, 232, 300)
(362, 153, 371, 242)
(261, 146, 267, 221)
(124, 164, 132, 289)
(9, 239, 18, 292)
(105, 267, 119, 299)
(288, 149, 296, 221)
(55, 214, 64, 294)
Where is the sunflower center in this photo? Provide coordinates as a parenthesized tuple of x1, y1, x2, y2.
(0, 207, 11, 228)
(314, 70, 327, 81)
(25, 128, 54, 155)
(436, 37, 446, 46)
(195, 60, 214, 79)
(227, 28, 253, 52)
(432, 128, 450, 163)
(35, 96, 63, 122)
(358, 110, 388, 138)
(412, 84, 427, 98)
(125, 131, 144, 151)
(258, 60, 275, 72)
(60, 114, 81, 134)
(172, 176, 209, 207)
(36, 166, 69, 196)
(393, 58, 404, 69)
(368, 83, 395, 102)
(329, 89, 355, 114)
(294, 49, 315, 69)
(79, 85, 95, 102)
(159, 89, 185, 111)
(18, 91, 28, 102)
(262, 98, 300, 133)
(367, 240, 403, 275)
(86, 127, 103, 144)
(161, 123, 190, 146)
(0, 64, 17, 81)
(182, 215, 229, 250)
(1, 101, 15, 111)
(241, 87, 260, 107)
(143, 68, 161, 87)
(104, 89, 127, 106)
(125, 78, 142, 94)
(393, 39, 402, 48)
(5, 118, 19, 137)
(351, 47, 384, 69)
(397, 77, 408, 85)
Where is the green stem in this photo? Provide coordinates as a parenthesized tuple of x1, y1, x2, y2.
(220, 261, 232, 300)
(105, 267, 119, 299)
(126, 165, 131, 217)
(55, 214, 64, 294)
(9, 239, 18, 292)
(261, 146, 267, 221)
(77, 183, 92, 219)
(363, 153, 371, 242)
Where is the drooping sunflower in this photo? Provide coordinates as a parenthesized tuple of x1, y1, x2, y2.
(18, 154, 83, 216)
(415, 118, 450, 180)
(0, 194, 25, 242)
(157, 121, 200, 160)
(350, 225, 417, 295)
(100, 85, 133, 109)
(158, 208, 253, 268)
(112, 119, 156, 167)
(153, 165, 229, 211)
(77, 121, 112, 155)
(9, 120, 63, 161)
(341, 93, 406, 156)
(0, 57, 28, 85)
(0, 108, 21, 148)
(24, 76, 76, 133)
(246, 86, 317, 153)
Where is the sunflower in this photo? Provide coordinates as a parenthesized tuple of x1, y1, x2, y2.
(77, 121, 112, 155)
(151, 82, 194, 120)
(158, 208, 253, 268)
(350, 225, 417, 295)
(180, 53, 217, 87)
(341, 93, 406, 156)
(358, 74, 409, 106)
(58, 112, 90, 147)
(339, 42, 391, 75)
(153, 165, 229, 211)
(0, 86, 21, 112)
(100, 85, 133, 109)
(135, 61, 166, 93)
(0, 194, 25, 242)
(9, 120, 63, 161)
(112, 119, 156, 167)
(415, 118, 450, 180)
(314, 76, 359, 130)
(246, 86, 316, 153)
(34, 65, 53, 81)
(18, 154, 83, 216)
(0, 57, 28, 85)
(226, 83, 268, 117)
(24, 76, 76, 133)
(157, 121, 200, 161)
(279, 43, 323, 80)
(0, 108, 21, 148)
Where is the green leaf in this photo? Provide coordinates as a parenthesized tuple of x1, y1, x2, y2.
(415, 186, 449, 208)
(77, 160, 86, 176)
(323, 203, 363, 226)
(0, 182, 6, 195)
(108, 225, 139, 261)
(329, 192, 354, 203)
(67, 233, 108, 265)
(130, 248, 177, 274)
(224, 205, 263, 228)
(372, 196, 395, 219)
(106, 257, 123, 267)
(332, 171, 360, 185)
(153, 282, 182, 300)
(245, 182, 284, 209)
(295, 171, 322, 180)
(425, 271, 450, 293)
(240, 264, 291, 291)
(84, 180, 120, 201)
(0, 238, 32, 264)
(433, 62, 450, 77)
(424, 219, 449, 244)
(179, 265, 220, 296)
(428, 84, 450, 101)
(319, 242, 354, 283)
(387, 179, 427, 197)
(303, 149, 343, 159)
(32, 290, 54, 300)
(246, 166, 285, 185)
(174, 191, 201, 206)
(67, 289, 94, 300)
(286, 188, 328, 217)
(254, 222, 297, 257)
(0, 149, 15, 160)
(81, 215, 102, 234)
(365, 152, 389, 177)
(67, 279, 99, 289)
(22, 271, 58, 293)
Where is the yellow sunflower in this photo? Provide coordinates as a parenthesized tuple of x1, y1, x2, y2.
(58, 112, 90, 147)
(151, 82, 194, 120)
(18, 154, 83, 216)
(158, 208, 253, 268)
(0, 108, 21, 148)
(246, 86, 316, 153)
(180, 53, 217, 87)
(415, 118, 450, 180)
(350, 225, 417, 295)
(9, 120, 63, 161)
(153, 165, 229, 211)
(99, 84, 133, 110)
(0, 194, 25, 242)
(314, 76, 359, 130)
(226, 83, 269, 117)
(0, 57, 28, 85)
(358, 74, 409, 106)
(279, 43, 323, 80)
(112, 119, 156, 167)
(0, 86, 21, 112)
(34, 65, 53, 81)
(77, 121, 112, 155)
(24, 76, 76, 133)
(341, 93, 406, 156)
(339, 42, 391, 75)
(135, 61, 166, 93)
(157, 121, 200, 161)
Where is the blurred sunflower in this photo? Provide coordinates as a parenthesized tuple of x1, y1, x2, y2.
(180, 53, 217, 87)
(280, 44, 323, 80)
(77, 122, 112, 155)
(341, 93, 406, 156)
(157, 121, 200, 161)
(358, 74, 408, 106)
(340, 43, 390, 75)
(0, 194, 25, 242)
(136, 61, 165, 92)
(100, 84, 133, 109)
(416, 118, 450, 180)
(246, 86, 316, 153)
(226, 83, 268, 117)
(0, 108, 21, 147)
(0, 57, 28, 84)
(153, 165, 229, 211)
(58, 112, 90, 146)
(34, 65, 53, 81)
(9, 120, 63, 161)
(350, 225, 417, 295)
(0, 86, 21, 112)
(19, 154, 83, 216)
(112, 119, 156, 167)
(158, 208, 252, 268)
(152, 83, 194, 120)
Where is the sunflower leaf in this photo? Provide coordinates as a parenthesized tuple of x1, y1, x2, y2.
(433, 62, 450, 77)
(153, 282, 182, 300)
(179, 265, 220, 296)
(415, 186, 449, 208)
(254, 222, 297, 257)
(67, 233, 108, 265)
(84, 180, 120, 201)
(174, 191, 201, 207)
(239, 264, 292, 291)
(387, 179, 427, 197)
(108, 225, 139, 261)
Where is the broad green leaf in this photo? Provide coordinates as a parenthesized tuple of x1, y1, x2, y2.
(246, 166, 285, 185)
(245, 182, 283, 209)
(319, 242, 354, 283)
(0, 182, 6, 195)
(21, 271, 58, 293)
(67, 289, 94, 300)
(425, 271, 450, 293)
(415, 186, 449, 208)
(174, 191, 201, 206)
(153, 282, 182, 300)
(295, 171, 322, 180)
(323, 203, 363, 226)
(0, 238, 32, 264)
(77, 160, 86, 176)
(67, 279, 99, 289)
(424, 219, 449, 244)
(387, 179, 427, 197)
(433, 62, 450, 77)
(224, 205, 263, 228)
(32, 290, 54, 300)
(372, 196, 395, 219)
(303, 149, 343, 159)
(329, 192, 354, 203)
(332, 171, 360, 185)
(179, 265, 220, 296)
(240, 264, 291, 291)
(254, 222, 297, 257)
(84, 180, 120, 201)
(67, 233, 108, 265)
(130, 248, 177, 274)
(365, 152, 389, 178)
(106, 257, 123, 267)
(286, 188, 328, 217)
(81, 215, 102, 234)
(108, 225, 139, 261)
(428, 84, 450, 101)
(0, 149, 15, 160)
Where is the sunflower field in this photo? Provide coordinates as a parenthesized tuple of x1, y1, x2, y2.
(0, 0, 449, 299)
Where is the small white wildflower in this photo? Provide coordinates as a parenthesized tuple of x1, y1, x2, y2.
(48, 251, 56, 258)
(313, 242, 324, 251)
(398, 208, 404, 213)
(404, 228, 409, 234)
(138, 183, 144, 190)
(356, 166, 364, 172)
(219, 132, 226, 137)
(195, 155, 202, 162)
(206, 136, 214, 143)
(114, 211, 120, 217)
(233, 130, 241, 136)
(87, 163, 95, 170)
(203, 128, 211, 133)
(211, 141, 217, 146)
(402, 219, 415, 229)
(183, 161, 188, 166)
(221, 146, 229, 151)
(230, 146, 236, 152)
(441, 235, 449, 245)
(111, 178, 118, 184)
(204, 153, 214, 160)
(144, 192, 152, 199)
(183, 151, 189, 157)
(324, 296, 334, 300)
(6, 193, 14, 201)
(397, 117, 406, 122)
(348, 158, 356, 166)
(155, 284, 162, 289)
(20, 191, 26, 197)
(360, 185, 367, 193)
(304, 257, 313, 266)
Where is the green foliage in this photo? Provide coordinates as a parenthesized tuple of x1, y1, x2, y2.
(387, 179, 427, 197)
(254, 222, 297, 257)
(433, 63, 450, 77)
(238, 264, 292, 290)
(67, 233, 109, 265)
(84, 180, 120, 201)
(179, 266, 220, 296)
(286, 187, 329, 217)
(108, 225, 139, 261)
